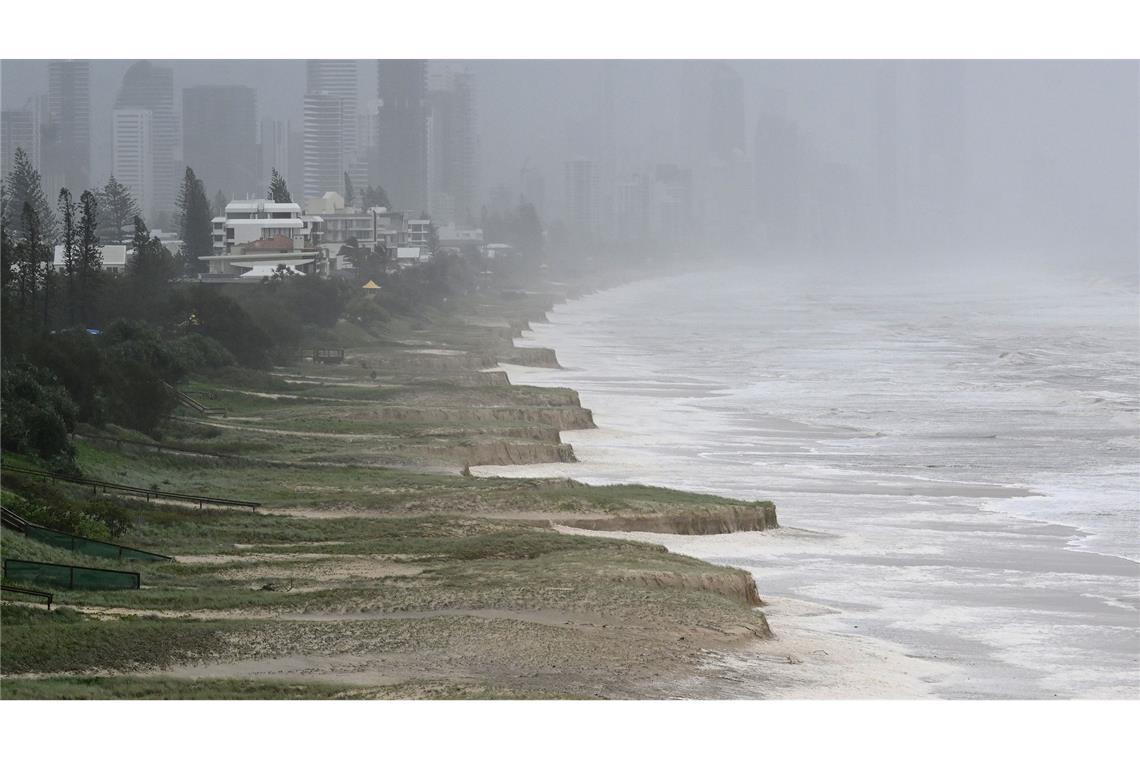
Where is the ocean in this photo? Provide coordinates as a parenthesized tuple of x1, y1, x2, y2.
(475, 265, 1140, 698)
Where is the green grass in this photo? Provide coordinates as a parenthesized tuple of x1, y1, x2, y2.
(0, 604, 252, 675)
(0, 676, 578, 700)
(0, 676, 360, 700)
(0, 275, 778, 698)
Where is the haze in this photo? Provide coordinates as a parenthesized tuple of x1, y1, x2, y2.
(3, 59, 1136, 273)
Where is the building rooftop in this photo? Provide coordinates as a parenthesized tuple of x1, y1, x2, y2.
(53, 244, 129, 269)
(225, 199, 302, 213)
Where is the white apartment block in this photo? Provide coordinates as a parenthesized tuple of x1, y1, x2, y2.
(112, 108, 154, 220)
(210, 199, 323, 254)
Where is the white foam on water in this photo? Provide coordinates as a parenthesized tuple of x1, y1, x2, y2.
(475, 266, 1140, 698)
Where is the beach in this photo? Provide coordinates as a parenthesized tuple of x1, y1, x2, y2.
(475, 266, 1140, 698)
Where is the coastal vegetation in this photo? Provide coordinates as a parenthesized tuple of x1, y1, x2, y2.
(1, 151, 778, 699)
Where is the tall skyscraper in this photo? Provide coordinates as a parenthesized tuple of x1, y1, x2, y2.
(426, 67, 477, 225)
(303, 93, 352, 200)
(564, 158, 599, 239)
(111, 108, 154, 219)
(375, 60, 428, 212)
(115, 61, 177, 217)
(303, 60, 358, 200)
(182, 85, 258, 200)
(306, 60, 358, 158)
(44, 60, 90, 198)
(1, 102, 40, 176)
(260, 119, 296, 194)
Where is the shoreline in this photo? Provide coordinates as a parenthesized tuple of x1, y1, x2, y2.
(473, 277, 948, 696)
(472, 270, 1140, 699)
(2, 266, 799, 699)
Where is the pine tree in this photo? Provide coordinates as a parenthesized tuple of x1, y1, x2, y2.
(4, 147, 57, 242)
(77, 190, 101, 324)
(58, 189, 79, 326)
(268, 168, 292, 203)
(344, 172, 355, 207)
(128, 215, 175, 311)
(131, 215, 151, 256)
(16, 203, 43, 324)
(362, 184, 390, 209)
(177, 167, 213, 273)
(97, 175, 141, 244)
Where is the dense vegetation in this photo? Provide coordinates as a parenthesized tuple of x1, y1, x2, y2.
(1, 151, 483, 467)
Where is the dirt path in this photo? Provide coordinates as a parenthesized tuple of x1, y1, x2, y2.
(187, 418, 394, 441)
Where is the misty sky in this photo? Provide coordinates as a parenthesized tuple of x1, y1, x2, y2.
(2, 59, 1137, 268)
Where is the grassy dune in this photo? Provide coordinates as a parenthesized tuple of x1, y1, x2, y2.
(1, 281, 777, 699)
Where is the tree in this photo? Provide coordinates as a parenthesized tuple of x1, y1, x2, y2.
(127, 216, 175, 317)
(341, 237, 387, 284)
(96, 175, 140, 244)
(177, 167, 213, 273)
(212, 190, 229, 218)
(77, 190, 101, 324)
(362, 184, 390, 209)
(4, 147, 56, 242)
(0, 219, 18, 352)
(15, 203, 44, 325)
(58, 189, 79, 325)
(1, 363, 78, 463)
(268, 168, 292, 203)
(344, 172, 355, 207)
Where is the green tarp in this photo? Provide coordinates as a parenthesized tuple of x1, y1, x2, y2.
(2, 559, 140, 590)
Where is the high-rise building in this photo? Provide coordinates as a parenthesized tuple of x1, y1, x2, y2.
(564, 158, 598, 239)
(1, 103, 40, 176)
(44, 60, 90, 198)
(306, 60, 358, 158)
(426, 67, 477, 225)
(260, 119, 296, 195)
(357, 99, 379, 155)
(375, 60, 428, 212)
(115, 61, 177, 217)
(303, 93, 352, 200)
(111, 108, 154, 219)
(303, 60, 359, 201)
(182, 85, 258, 200)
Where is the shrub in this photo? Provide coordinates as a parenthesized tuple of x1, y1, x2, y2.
(0, 364, 78, 463)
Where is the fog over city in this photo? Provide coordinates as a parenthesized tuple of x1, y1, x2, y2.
(2, 43, 1139, 711)
(2, 59, 1137, 274)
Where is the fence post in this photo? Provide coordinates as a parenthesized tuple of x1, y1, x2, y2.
(69, 565, 75, 589)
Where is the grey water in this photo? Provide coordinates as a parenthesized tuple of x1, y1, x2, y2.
(478, 265, 1140, 698)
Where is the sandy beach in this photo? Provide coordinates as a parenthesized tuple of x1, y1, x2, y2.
(475, 269, 1140, 699)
